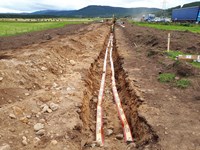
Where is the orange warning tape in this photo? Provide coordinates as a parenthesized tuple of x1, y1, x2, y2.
(96, 32, 133, 146)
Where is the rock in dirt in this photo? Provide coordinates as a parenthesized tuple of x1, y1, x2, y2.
(116, 134, 123, 140)
(0, 77, 3, 82)
(106, 129, 113, 136)
(70, 60, 76, 66)
(33, 137, 41, 147)
(9, 113, 16, 119)
(19, 116, 29, 124)
(126, 143, 136, 150)
(41, 104, 52, 113)
(12, 106, 23, 115)
(35, 129, 45, 136)
(49, 102, 59, 111)
(0, 143, 11, 150)
(24, 93, 30, 96)
(22, 136, 28, 146)
(41, 66, 48, 71)
(50, 140, 58, 145)
(92, 97, 98, 103)
(34, 123, 44, 131)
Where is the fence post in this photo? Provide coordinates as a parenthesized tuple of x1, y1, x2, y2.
(167, 33, 171, 52)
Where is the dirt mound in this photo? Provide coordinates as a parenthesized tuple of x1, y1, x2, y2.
(173, 61, 196, 77)
(0, 23, 110, 150)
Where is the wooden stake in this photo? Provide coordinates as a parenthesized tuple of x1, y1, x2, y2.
(167, 33, 171, 52)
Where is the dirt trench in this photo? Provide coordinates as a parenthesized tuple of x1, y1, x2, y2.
(80, 30, 158, 149)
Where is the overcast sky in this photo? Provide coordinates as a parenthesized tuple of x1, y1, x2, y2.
(0, 0, 198, 13)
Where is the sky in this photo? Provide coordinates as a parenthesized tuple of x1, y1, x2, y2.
(0, 0, 197, 13)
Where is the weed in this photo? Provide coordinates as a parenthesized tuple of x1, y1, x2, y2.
(176, 79, 191, 88)
(166, 50, 183, 59)
(191, 61, 200, 68)
(158, 73, 175, 83)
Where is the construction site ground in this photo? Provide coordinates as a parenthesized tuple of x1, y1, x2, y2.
(0, 22, 199, 150)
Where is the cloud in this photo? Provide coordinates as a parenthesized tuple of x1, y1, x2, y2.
(0, 0, 197, 13)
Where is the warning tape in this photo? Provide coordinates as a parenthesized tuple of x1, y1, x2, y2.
(109, 34, 133, 142)
(96, 35, 112, 146)
(96, 31, 133, 146)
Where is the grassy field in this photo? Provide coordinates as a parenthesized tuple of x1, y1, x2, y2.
(132, 22, 200, 33)
(0, 19, 93, 36)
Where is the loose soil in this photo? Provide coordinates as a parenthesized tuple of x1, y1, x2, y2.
(0, 21, 199, 150)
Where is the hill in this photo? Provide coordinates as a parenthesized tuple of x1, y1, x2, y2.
(182, 1, 200, 8)
(31, 5, 160, 18)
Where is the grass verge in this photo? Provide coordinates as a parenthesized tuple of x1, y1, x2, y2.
(131, 21, 200, 34)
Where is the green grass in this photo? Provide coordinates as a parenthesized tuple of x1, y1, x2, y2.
(132, 22, 200, 33)
(158, 73, 191, 88)
(158, 73, 176, 83)
(167, 50, 183, 59)
(0, 19, 92, 36)
(191, 61, 200, 68)
(176, 79, 191, 88)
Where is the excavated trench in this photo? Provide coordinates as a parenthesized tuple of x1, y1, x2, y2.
(80, 31, 158, 149)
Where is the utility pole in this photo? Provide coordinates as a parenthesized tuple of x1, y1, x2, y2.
(162, 0, 167, 18)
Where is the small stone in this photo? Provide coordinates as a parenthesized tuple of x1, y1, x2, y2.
(36, 129, 45, 136)
(75, 102, 82, 108)
(116, 134, 123, 140)
(164, 131, 168, 135)
(127, 143, 136, 150)
(22, 136, 28, 146)
(24, 93, 30, 96)
(106, 129, 113, 136)
(175, 76, 180, 80)
(0, 143, 11, 150)
(92, 97, 98, 103)
(9, 113, 16, 119)
(20, 117, 29, 124)
(51, 140, 58, 145)
(39, 119, 46, 123)
(33, 137, 41, 147)
(16, 71, 20, 74)
(12, 106, 23, 115)
(8, 100, 12, 103)
(34, 123, 44, 131)
(91, 143, 96, 148)
(26, 115, 32, 119)
(41, 66, 48, 71)
(69, 60, 76, 66)
(76, 109, 81, 113)
(41, 104, 50, 113)
(0, 77, 3, 81)
(49, 102, 59, 111)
